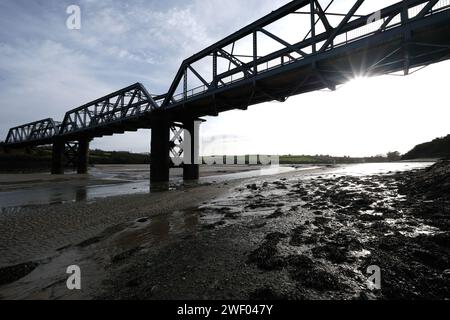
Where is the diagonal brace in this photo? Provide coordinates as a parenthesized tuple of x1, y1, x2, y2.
(259, 28, 307, 57)
(416, 0, 439, 19)
(187, 65, 211, 89)
(314, 0, 332, 32)
(218, 49, 254, 76)
(319, 0, 364, 53)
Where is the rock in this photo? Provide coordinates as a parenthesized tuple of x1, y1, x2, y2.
(248, 232, 287, 270)
(247, 183, 258, 190)
(290, 225, 308, 246)
(247, 222, 267, 229)
(202, 221, 226, 230)
(266, 208, 283, 219)
(358, 291, 371, 300)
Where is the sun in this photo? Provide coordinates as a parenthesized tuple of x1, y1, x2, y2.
(346, 76, 371, 88)
(341, 76, 378, 98)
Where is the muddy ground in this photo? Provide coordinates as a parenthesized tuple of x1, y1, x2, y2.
(1, 162, 449, 300)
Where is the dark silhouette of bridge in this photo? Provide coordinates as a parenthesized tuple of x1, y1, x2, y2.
(2, 0, 450, 183)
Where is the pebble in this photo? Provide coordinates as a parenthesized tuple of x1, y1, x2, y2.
(150, 285, 160, 295)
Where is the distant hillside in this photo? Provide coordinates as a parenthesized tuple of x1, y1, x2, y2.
(90, 149, 149, 164)
(403, 135, 450, 160)
(279, 154, 398, 164)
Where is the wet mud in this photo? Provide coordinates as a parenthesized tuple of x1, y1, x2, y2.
(92, 161, 450, 300)
(1, 162, 449, 300)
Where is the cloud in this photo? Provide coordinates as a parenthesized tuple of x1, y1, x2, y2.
(0, 39, 112, 130)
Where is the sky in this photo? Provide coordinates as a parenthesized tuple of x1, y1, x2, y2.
(0, 0, 449, 157)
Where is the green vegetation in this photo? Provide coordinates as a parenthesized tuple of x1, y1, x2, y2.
(0, 148, 52, 173)
(90, 149, 149, 164)
(0, 146, 149, 173)
(279, 154, 397, 165)
(402, 134, 450, 160)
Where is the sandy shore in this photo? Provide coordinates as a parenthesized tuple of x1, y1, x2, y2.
(0, 164, 267, 192)
(0, 162, 449, 300)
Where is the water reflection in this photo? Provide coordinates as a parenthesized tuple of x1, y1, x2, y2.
(0, 165, 298, 209)
(200, 165, 300, 183)
(149, 217, 171, 242)
(150, 181, 170, 192)
(326, 162, 433, 176)
(75, 188, 87, 202)
(0, 180, 148, 209)
(0, 163, 432, 209)
(111, 209, 200, 251)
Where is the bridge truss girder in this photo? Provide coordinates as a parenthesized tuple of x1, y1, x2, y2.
(60, 82, 162, 139)
(162, 0, 450, 107)
(5, 118, 61, 147)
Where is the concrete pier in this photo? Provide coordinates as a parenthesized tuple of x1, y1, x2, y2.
(182, 119, 200, 180)
(150, 119, 170, 183)
(77, 139, 90, 174)
(51, 140, 65, 175)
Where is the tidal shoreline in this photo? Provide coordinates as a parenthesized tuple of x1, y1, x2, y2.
(0, 161, 448, 300)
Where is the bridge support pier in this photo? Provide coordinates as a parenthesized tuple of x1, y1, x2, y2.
(77, 139, 90, 174)
(150, 119, 170, 184)
(51, 140, 65, 175)
(183, 119, 200, 180)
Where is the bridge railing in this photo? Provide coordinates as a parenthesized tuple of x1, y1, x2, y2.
(59, 83, 162, 136)
(163, 0, 450, 106)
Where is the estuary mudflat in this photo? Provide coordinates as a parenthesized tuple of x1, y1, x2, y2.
(2, 161, 448, 300)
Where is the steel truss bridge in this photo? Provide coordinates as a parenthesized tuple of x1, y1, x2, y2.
(2, 0, 450, 182)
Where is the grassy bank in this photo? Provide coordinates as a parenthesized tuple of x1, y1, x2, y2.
(279, 154, 396, 165)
